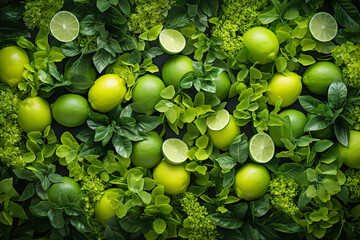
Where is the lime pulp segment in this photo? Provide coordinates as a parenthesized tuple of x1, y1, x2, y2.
(162, 138, 188, 164)
(159, 29, 186, 54)
(50, 11, 80, 42)
(309, 12, 337, 42)
(206, 109, 230, 131)
(249, 133, 275, 163)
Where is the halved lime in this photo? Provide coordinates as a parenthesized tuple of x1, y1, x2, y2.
(50, 11, 80, 42)
(249, 133, 275, 163)
(162, 138, 188, 164)
(206, 109, 230, 131)
(159, 29, 186, 54)
(309, 12, 337, 42)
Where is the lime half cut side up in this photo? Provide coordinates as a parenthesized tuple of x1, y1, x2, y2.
(309, 12, 338, 42)
(249, 133, 275, 163)
(159, 29, 186, 54)
(206, 109, 230, 131)
(50, 11, 80, 42)
(162, 138, 188, 164)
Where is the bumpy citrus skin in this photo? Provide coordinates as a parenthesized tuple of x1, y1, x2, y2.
(132, 74, 166, 115)
(88, 74, 127, 113)
(268, 109, 307, 148)
(131, 131, 164, 168)
(95, 188, 123, 226)
(266, 72, 302, 108)
(17, 97, 52, 133)
(234, 163, 270, 201)
(242, 27, 279, 65)
(153, 161, 190, 195)
(162, 55, 194, 88)
(0, 46, 29, 87)
(52, 94, 90, 127)
(208, 115, 241, 151)
(213, 70, 231, 100)
(338, 130, 360, 169)
(48, 177, 81, 204)
(302, 62, 342, 95)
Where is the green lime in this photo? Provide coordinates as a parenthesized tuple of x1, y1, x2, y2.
(153, 161, 190, 195)
(302, 62, 342, 95)
(266, 72, 302, 107)
(48, 177, 81, 204)
(50, 11, 80, 42)
(338, 130, 360, 169)
(249, 133, 275, 163)
(242, 27, 279, 64)
(0, 46, 29, 88)
(132, 74, 166, 115)
(88, 74, 127, 113)
(162, 138, 188, 165)
(234, 163, 270, 201)
(206, 109, 230, 131)
(17, 97, 52, 133)
(159, 29, 186, 54)
(213, 70, 231, 100)
(309, 12, 338, 42)
(51, 94, 90, 127)
(161, 55, 194, 88)
(208, 115, 241, 151)
(131, 131, 164, 169)
(268, 109, 307, 148)
(95, 188, 123, 226)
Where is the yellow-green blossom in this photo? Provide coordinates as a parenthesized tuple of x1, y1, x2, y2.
(346, 106, 360, 130)
(345, 169, 360, 202)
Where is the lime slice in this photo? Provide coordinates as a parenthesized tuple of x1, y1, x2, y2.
(206, 109, 230, 131)
(159, 29, 186, 54)
(249, 133, 275, 163)
(50, 11, 80, 42)
(309, 12, 337, 42)
(162, 138, 188, 164)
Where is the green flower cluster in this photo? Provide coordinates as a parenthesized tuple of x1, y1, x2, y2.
(269, 175, 300, 216)
(81, 175, 107, 216)
(128, 0, 174, 34)
(23, 0, 64, 30)
(0, 82, 26, 168)
(345, 169, 360, 202)
(332, 42, 360, 88)
(77, 33, 98, 51)
(346, 105, 360, 130)
(179, 192, 218, 240)
(211, 0, 268, 59)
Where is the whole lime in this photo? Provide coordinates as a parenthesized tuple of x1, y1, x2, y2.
(0, 46, 29, 87)
(51, 94, 90, 127)
(242, 27, 279, 64)
(213, 70, 231, 100)
(131, 131, 164, 168)
(208, 115, 241, 151)
(48, 177, 81, 204)
(162, 55, 194, 88)
(95, 188, 123, 226)
(266, 72, 302, 107)
(268, 109, 307, 148)
(338, 130, 360, 169)
(17, 97, 52, 133)
(153, 161, 190, 195)
(302, 62, 342, 95)
(88, 74, 127, 113)
(132, 74, 166, 115)
(234, 163, 270, 201)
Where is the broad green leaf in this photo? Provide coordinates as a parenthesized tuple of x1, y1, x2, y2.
(328, 79, 347, 110)
(313, 140, 333, 152)
(139, 25, 163, 41)
(153, 218, 166, 234)
(160, 85, 175, 99)
(297, 54, 315, 66)
(208, 212, 243, 229)
(278, 163, 304, 179)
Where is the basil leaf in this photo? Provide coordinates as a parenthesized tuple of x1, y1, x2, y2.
(334, 119, 350, 147)
(278, 163, 303, 179)
(208, 212, 243, 229)
(112, 134, 132, 158)
(135, 115, 162, 132)
(332, 0, 360, 28)
(118, 0, 131, 16)
(222, 168, 235, 188)
(60, 42, 81, 57)
(304, 115, 331, 131)
(80, 15, 97, 35)
(229, 134, 248, 164)
(328, 79, 347, 110)
(97, 0, 112, 12)
(298, 96, 324, 113)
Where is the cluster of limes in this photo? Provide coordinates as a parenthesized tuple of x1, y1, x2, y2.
(1, 9, 360, 231)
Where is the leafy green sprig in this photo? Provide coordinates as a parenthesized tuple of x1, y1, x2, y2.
(77, 105, 161, 158)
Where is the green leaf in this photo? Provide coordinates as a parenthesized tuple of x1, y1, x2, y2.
(284, 10, 299, 20)
(278, 163, 303, 179)
(332, 0, 360, 28)
(313, 140, 333, 152)
(215, 156, 236, 170)
(259, 7, 280, 24)
(298, 189, 311, 208)
(297, 54, 315, 66)
(136, 115, 162, 132)
(337, 186, 349, 204)
(304, 116, 331, 131)
(334, 119, 350, 147)
(328, 79, 347, 110)
(301, 38, 316, 51)
(223, 168, 235, 188)
(275, 57, 287, 72)
(118, 0, 131, 16)
(208, 212, 243, 229)
(269, 223, 302, 233)
(139, 25, 163, 41)
(138, 191, 152, 205)
(29, 201, 53, 217)
(298, 96, 325, 113)
(97, 0, 112, 12)
(93, 48, 113, 73)
(305, 185, 317, 198)
(0, 211, 12, 225)
(112, 134, 132, 158)
(19, 184, 35, 201)
(153, 218, 166, 234)
(160, 85, 175, 99)
(229, 134, 248, 164)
